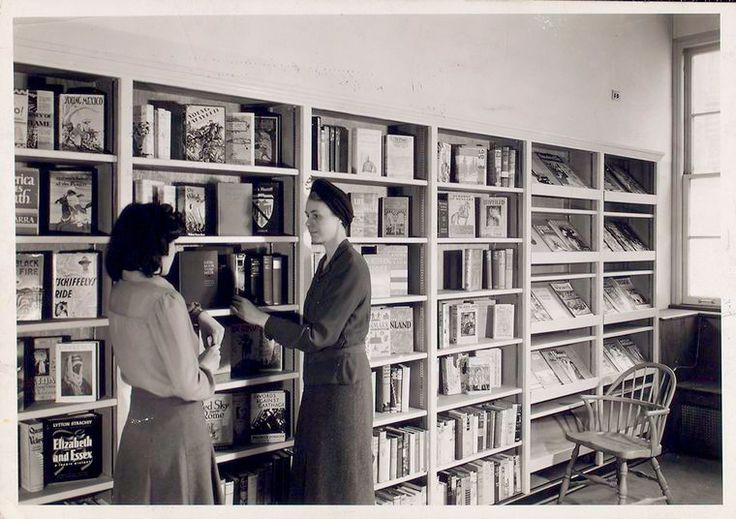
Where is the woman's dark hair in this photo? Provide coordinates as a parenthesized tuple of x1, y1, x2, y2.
(105, 203, 185, 282)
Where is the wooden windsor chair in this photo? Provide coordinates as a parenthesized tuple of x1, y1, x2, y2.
(557, 362, 677, 505)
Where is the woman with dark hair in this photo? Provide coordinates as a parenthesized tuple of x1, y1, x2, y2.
(106, 203, 224, 504)
(230, 179, 374, 504)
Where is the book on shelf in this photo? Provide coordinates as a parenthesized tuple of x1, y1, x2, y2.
(361, 250, 392, 299)
(351, 127, 382, 175)
(547, 219, 590, 251)
(379, 196, 410, 238)
(250, 390, 289, 444)
(226, 112, 255, 166)
(365, 306, 391, 358)
(602, 224, 626, 252)
(203, 393, 234, 449)
(154, 106, 172, 159)
(539, 349, 574, 384)
(176, 185, 206, 236)
(606, 163, 647, 194)
(389, 364, 411, 413)
(169, 248, 219, 309)
(58, 90, 105, 153)
(18, 339, 28, 410)
(603, 277, 634, 313)
(476, 196, 508, 238)
(252, 180, 283, 235)
(384, 134, 414, 179)
(16, 252, 44, 321)
(489, 303, 515, 339)
(55, 340, 100, 403)
(254, 113, 280, 167)
(463, 248, 483, 291)
(532, 221, 569, 252)
(444, 192, 476, 238)
(530, 284, 572, 321)
(549, 281, 592, 316)
(224, 320, 283, 376)
(452, 144, 487, 185)
(184, 104, 225, 163)
(529, 351, 563, 388)
(51, 251, 100, 319)
(616, 336, 647, 364)
(438, 141, 452, 183)
(43, 412, 102, 486)
(149, 100, 186, 160)
(533, 151, 587, 188)
(26, 89, 55, 150)
(376, 244, 409, 296)
(15, 166, 40, 235)
(436, 416, 457, 465)
(389, 305, 414, 354)
(462, 356, 493, 393)
(437, 194, 449, 238)
(134, 178, 163, 204)
(450, 302, 479, 344)
(375, 365, 391, 413)
(14, 89, 28, 148)
(133, 104, 154, 158)
(440, 354, 465, 395)
(349, 192, 379, 237)
(216, 182, 253, 236)
(44, 168, 97, 235)
(19, 420, 44, 492)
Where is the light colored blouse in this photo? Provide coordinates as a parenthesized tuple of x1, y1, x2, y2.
(107, 271, 215, 401)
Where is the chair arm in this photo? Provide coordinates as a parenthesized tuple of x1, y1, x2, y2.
(584, 395, 665, 411)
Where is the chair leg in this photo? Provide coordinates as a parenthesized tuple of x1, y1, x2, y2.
(617, 459, 628, 505)
(557, 444, 581, 504)
(650, 456, 673, 504)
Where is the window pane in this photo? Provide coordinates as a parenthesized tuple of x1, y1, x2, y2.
(687, 175, 720, 236)
(691, 113, 720, 173)
(691, 49, 720, 113)
(687, 237, 721, 300)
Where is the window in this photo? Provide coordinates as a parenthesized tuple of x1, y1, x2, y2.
(675, 37, 720, 307)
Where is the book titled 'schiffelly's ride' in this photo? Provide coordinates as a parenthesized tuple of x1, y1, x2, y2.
(43, 412, 102, 485)
(51, 251, 100, 320)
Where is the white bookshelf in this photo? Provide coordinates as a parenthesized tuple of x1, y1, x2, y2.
(19, 475, 115, 505)
(133, 156, 298, 177)
(15, 148, 117, 164)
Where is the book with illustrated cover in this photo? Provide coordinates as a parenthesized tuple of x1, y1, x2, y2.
(531, 285, 572, 320)
(252, 181, 283, 235)
(232, 393, 249, 446)
(601, 348, 621, 377)
(15, 167, 40, 235)
(229, 253, 246, 298)
(184, 104, 225, 163)
(254, 114, 281, 166)
(547, 219, 590, 251)
(55, 341, 99, 403)
(379, 196, 410, 238)
(203, 393, 234, 448)
(59, 92, 105, 152)
(19, 420, 44, 492)
(365, 306, 391, 358)
(45, 169, 96, 234)
(529, 291, 553, 322)
(133, 104, 154, 157)
(16, 253, 44, 321)
(32, 336, 68, 402)
(604, 165, 627, 192)
(612, 277, 650, 310)
(447, 192, 476, 238)
(226, 112, 255, 165)
(604, 339, 636, 372)
(607, 163, 647, 194)
(438, 141, 452, 182)
(477, 196, 508, 238)
(43, 412, 102, 485)
(452, 144, 487, 185)
(450, 302, 478, 344)
(532, 222, 569, 252)
(349, 192, 379, 237)
(216, 182, 253, 236)
(389, 305, 414, 354)
(440, 355, 465, 395)
(530, 351, 562, 387)
(14, 89, 28, 147)
(351, 127, 382, 175)
(463, 356, 493, 393)
(27, 89, 54, 149)
(549, 281, 592, 316)
(474, 348, 503, 388)
(384, 134, 414, 179)
(250, 390, 288, 444)
(534, 151, 587, 188)
(51, 251, 99, 319)
(150, 100, 186, 159)
(176, 185, 206, 235)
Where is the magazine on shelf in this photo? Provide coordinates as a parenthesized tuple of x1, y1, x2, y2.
(603, 165, 627, 192)
(607, 163, 647, 194)
(532, 222, 569, 252)
(549, 281, 592, 317)
(531, 284, 573, 321)
(611, 277, 651, 310)
(603, 277, 635, 312)
(529, 291, 553, 322)
(529, 351, 562, 388)
(547, 219, 590, 251)
(533, 151, 587, 188)
(530, 226, 551, 252)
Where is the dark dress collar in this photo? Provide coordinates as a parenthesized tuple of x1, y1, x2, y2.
(315, 238, 351, 279)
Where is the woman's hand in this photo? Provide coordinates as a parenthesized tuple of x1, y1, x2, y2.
(198, 346, 221, 374)
(231, 295, 269, 328)
(198, 311, 225, 349)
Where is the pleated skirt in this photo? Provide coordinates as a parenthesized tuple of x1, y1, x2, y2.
(113, 387, 223, 504)
(289, 377, 375, 505)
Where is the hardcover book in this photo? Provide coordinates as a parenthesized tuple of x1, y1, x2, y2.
(43, 412, 102, 485)
(438, 142, 452, 182)
(530, 226, 551, 252)
(384, 134, 414, 179)
(361, 248, 394, 299)
(548, 219, 590, 251)
(58, 92, 105, 152)
(16, 253, 44, 321)
(540, 350, 573, 384)
(45, 169, 96, 234)
(254, 114, 280, 166)
(14, 89, 28, 147)
(450, 302, 479, 344)
(15, 167, 40, 235)
(133, 178, 164, 204)
(560, 346, 593, 379)
(463, 356, 493, 393)
(228, 321, 283, 375)
(170, 249, 219, 309)
(603, 277, 635, 312)
(252, 181, 283, 235)
(184, 104, 225, 163)
(365, 306, 391, 358)
(55, 341, 98, 403)
(150, 100, 185, 159)
(27, 89, 54, 150)
(216, 182, 253, 236)
(440, 355, 464, 395)
(617, 337, 646, 364)
(19, 420, 44, 492)
(463, 248, 483, 291)
(379, 196, 410, 238)
(349, 192, 379, 238)
(232, 392, 249, 445)
(447, 193, 476, 238)
(51, 251, 100, 319)
(476, 196, 508, 238)
(226, 112, 255, 165)
(18, 338, 28, 410)
(32, 336, 67, 402)
(437, 194, 449, 238)
(549, 281, 592, 316)
(133, 104, 154, 157)
(250, 390, 288, 444)
(154, 107, 172, 159)
(389, 305, 414, 354)
(176, 185, 206, 236)
(203, 393, 234, 448)
(376, 245, 409, 296)
(351, 127, 382, 175)
(489, 304, 515, 339)
(452, 145, 487, 185)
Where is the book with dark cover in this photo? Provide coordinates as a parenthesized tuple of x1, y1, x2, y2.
(216, 182, 253, 236)
(184, 104, 225, 163)
(15, 167, 40, 235)
(272, 253, 284, 306)
(252, 181, 282, 235)
(227, 321, 283, 375)
(443, 249, 463, 290)
(16, 252, 44, 321)
(170, 249, 219, 309)
(337, 126, 349, 173)
(58, 91, 105, 153)
(51, 251, 100, 319)
(246, 254, 264, 305)
(176, 185, 206, 236)
(254, 113, 280, 166)
(150, 100, 186, 160)
(202, 393, 234, 449)
(43, 412, 102, 485)
(437, 194, 449, 238)
(311, 115, 321, 170)
(18, 338, 31, 410)
(250, 390, 289, 444)
(262, 254, 274, 306)
(44, 169, 97, 235)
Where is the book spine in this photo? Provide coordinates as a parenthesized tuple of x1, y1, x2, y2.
(311, 115, 321, 170)
(504, 248, 513, 289)
(262, 255, 274, 306)
(272, 255, 282, 306)
(437, 196, 449, 238)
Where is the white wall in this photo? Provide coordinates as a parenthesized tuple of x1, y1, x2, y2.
(674, 13, 719, 39)
(14, 13, 675, 304)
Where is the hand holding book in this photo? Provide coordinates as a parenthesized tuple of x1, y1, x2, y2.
(198, 311, 224, 349)
(231, 294, 269, 328)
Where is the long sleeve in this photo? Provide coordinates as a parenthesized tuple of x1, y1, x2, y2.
(148, 291, 215, 401)
(264, 254, 369, 353)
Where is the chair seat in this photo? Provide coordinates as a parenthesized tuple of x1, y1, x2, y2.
(565, 430, 660, 459)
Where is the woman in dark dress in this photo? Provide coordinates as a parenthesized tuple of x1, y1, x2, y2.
(230, 179, 375, 505)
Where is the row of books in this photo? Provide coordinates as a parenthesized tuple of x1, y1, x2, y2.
(530, 281, 592, 322)
(604, 277, 651, 313)
(219, 450, 293, 505)
(15, 86, 105, 153)
(16, 251, 100, 321)
(531, 218, 590, 252)
(372, 425, 428, 484)
(439, 300, 515, 347)
(18, 337, 104, 409)
(15, 167, 97, 236)
(375, 482, 427, 505)
(19, 412, 103, 492)
(437, 401, 521, 464)
(439, 350, 503, 396)
(356, 244, 409, 299)
(443, 248, 515, 291)
(531, 151, 587, 188)
(437, 143, 518, 188)
(437, 452, 521, 504)
(203, 390, 289, 450)
(438, 193, 509, 239)
(311, 119, 415, 179)
(529, 347, 593, 390)
(134, 179, 283, 236)
(372, 364, 413, 414)
(603, 220, 649, 252)
(348, 193, 410, 238)
(134, 102, 281, 166)
(602, 336, 647, 377)
(365, 305, 414, 359)
(604, 163, 649, 194)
